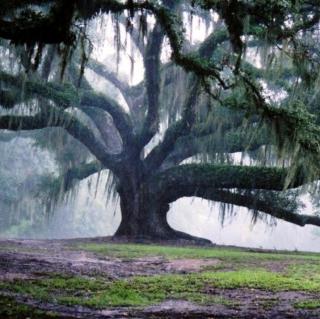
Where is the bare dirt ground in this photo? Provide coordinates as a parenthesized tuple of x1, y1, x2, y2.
(0, 238, 319, 318)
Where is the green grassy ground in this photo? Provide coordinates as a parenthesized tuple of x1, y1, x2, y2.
(0, 296, 60, 318)
(75, 242, 320, 261)
(1, 242, 319, 313)
(1, 264, 319, 308)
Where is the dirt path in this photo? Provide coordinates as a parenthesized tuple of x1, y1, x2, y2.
(0, 238, 319, 318)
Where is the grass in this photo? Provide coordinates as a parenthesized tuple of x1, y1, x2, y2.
(287, 263, 320, 282)
(128, 265, 320, 297)
(0, 274, 236, 308)
(75, 242, 320, 262)
(0, 296, 59, 318)
(0, 276, 108, 303)
(1, 264, 319, 308)
(294, 299, 320, 309)
(0, 243, 319, 312)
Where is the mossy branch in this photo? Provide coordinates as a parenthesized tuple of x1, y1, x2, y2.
(61, 161, 103, 191)
(153, 164, 309, 195)
(0, 108, 120, 170)
(144, 77, 200, 172)
(0, 71, 79, 108)
(164, 186, 320, 227)
(0, 71, 133, 151)
(161, 128, 268, 169)
(144, 26, 232, 171)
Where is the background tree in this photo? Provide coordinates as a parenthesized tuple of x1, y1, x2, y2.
(1, 0, 320, 242)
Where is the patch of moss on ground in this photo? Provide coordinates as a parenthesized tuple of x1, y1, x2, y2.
(197, 270, 320, 291)
(0, 273, 235, 308)
(0, 296, 60, 318)
(258, 298, 279, 310)
(0, 275, 109, 303)
(294, 299, 320, 309)
(129, 268, 320, 296)
(287, 263, 320, 283)
(75, 242, 320, 262)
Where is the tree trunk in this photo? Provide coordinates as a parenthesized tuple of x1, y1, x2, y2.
(113, 182, 211, 244)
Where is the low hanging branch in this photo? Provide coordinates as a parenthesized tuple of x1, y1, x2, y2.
(153, 164, 310, 194)
(62, 160, 103, 191)
(0, 109, 121, 170)
(0, 71, 79, 108)
(163, 186, 320, 227)
(161, 127, 268, 170)
(0, 71, 134, 153)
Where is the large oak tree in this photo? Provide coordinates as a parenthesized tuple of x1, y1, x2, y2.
(1, 0, 320, 242)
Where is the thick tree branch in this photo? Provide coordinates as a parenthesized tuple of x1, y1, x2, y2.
(80, 106, 123, 154)
(80, 91, 133, 148)
(62, 160, 103, 191)
(153, 164, 310, 196)
(0, 71, 79, 108)
(87, 59, 132, 107)
(137, 23, 164, 149)
(144, 77, 200, 171)
(144, 27, 229, 171)
(0, 109, 120, 170)
(164, 186, 320, 227)
(0, 71, 132, 155)
(161, 128, 267, 169)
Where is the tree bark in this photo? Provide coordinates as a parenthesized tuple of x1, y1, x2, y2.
(113, 177, 211, 244)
